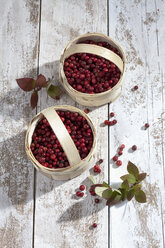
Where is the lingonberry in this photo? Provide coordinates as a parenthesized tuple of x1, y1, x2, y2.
(76, 191, 81, 197)
(84, 108, 90, 114)
(80, 192, 84, 197)
(104, 120, 109, 125)
(134, 85, 138, 90)
(132, 145, 137, 151)
(99, 159, 103, 164)
(113, 156, 118, 161)
(110, 112, 115, 117)
(95, 198, 100, 203)
(118, 150, 123, 156)
(112, 120, 117, 125)
(120, 144, 125, 149)
(64, 40, 121, 94)
(108, 121, 113, 126)
(31, 111, 93, 169)
(116, 160, 122, 166)
(80, 185, 85, 191)
(145, 123, 150, 128)
(93, 223, 97, 228)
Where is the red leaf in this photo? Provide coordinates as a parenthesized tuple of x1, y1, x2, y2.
(35, 74, 47, 88)
(16, 78, 34, 91)
(30, 91, 38, 109)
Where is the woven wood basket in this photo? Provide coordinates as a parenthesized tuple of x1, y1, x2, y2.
(59, 33, 126, 107)
(25, 105, 96, 180)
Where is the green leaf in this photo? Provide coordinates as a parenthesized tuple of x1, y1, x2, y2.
(106, 191, 122, 206)
(113, 189, 122, 195)
(121, 179, 129, 190)
(127, 161, 139, 179)
(103, 181, 110, 188)
(120, 174, 136, 184)
(127, 189, 135, 201)
(102, 189, 113, 199)
(138, 173, 147, 182)
(47, 84, 62, 99)
(89, 175, 96, 184)
(135, 190, 146, 203)
(30, 90, 38, 110)
(16, 78, 34, 91)
(95, 186, 110, 198)
(120, 188, 127, 201)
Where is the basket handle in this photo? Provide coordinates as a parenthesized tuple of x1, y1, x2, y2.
(63, 44, 123, 73)
(41, 107, 81, 167)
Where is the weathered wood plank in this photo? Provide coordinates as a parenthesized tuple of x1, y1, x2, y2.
(34, 0, 109, 247)
(108, 0, 165, 247)
(0, 0, 40, 247)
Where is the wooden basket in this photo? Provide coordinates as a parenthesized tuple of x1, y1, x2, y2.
(25, 105, 96, 180)
(59, 33, 126, 107)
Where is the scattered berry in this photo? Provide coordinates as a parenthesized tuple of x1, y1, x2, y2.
(113, 156, 118, 161)
(145, 123, 150, 129)
(118, 150, 123, 156)
(95, 198, 100, 203)
(112, 119, 117, 125)
(99, 159, 103, 164)
(120, 144, 125, 149)
(80, 185, 85, 191)
(110, 112, 115, 117)
(116, 160, 122, 166)
(132, 145, 137, 151)
(134, 85, 138, 90)
(94, 165, 101, 173)
(92, 223, 97, 228)
(76, 191, 81, 197)
(80, 192, 84, 197)
(84, 108, 90, 114)
(108, 121, 113, 126)
(90, 191, 96, 196)
(104, 120, 109, 125)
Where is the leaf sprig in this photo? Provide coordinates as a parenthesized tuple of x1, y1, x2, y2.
(16, 74, 62, 109)
(89, 161, 147, 206)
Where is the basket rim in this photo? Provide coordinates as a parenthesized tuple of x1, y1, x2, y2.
(59, 32, 126, 97)
(25, 105, 96, 172)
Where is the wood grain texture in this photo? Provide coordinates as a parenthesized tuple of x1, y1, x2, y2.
(34, 0, 109, 247)
(108, 0, 165, 247)
(0, 0, 40, 247)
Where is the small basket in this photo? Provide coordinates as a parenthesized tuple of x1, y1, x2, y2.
(25, 105, 96, 180)
(59, 32, 126, 107)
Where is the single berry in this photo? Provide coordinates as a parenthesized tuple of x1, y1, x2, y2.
(132, 145, 137, 151)
(113, 156, 118, 161)
(80, 192, 84, 197)
(84, 108, 90, 114)
(116, 160, 122, 166)
(145, 123, 150, 128)
(76, 191, 81, 197)
(95, 198, 100, 203)
(108, 121, 113, 126)
(120, 144, 125, 149)
(90, 191, 96, 196)
(93, 223, 97, 228)
(134, 85, 138, 90)
(97, 168, 101, 173)
(104, 120, 109, 125)
(99, 159, 103, 164)
(118, 150, 123, 156)
(110, 112, 115, 117)
(80, 185, 85, 191)
(112, 119, 117, 125)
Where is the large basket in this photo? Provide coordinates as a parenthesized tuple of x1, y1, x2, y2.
(25, 105, 96, 180)
(59, 33, 126, 107)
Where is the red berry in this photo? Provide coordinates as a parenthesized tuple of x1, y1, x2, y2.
(112, 120, 117, 125)
(116, 160, 122, 166)
(99, 159, 103, 164)
(84, 108, 90, 114)
(118, 150, 123, 156)
(108, 121, 113, 126)
(76, 191, 81, 197)
(145, 123, 150, 128)
(110, 112, 115, 117)
(113, 156, 118, 161)
(132, 145, 137, 151)
(80, 192, 84, 197)
(97, 168, 101, 173)
(80, 185, 85, 191)
(90, 191, 96, 196)
(104, 120, 109, 125)
(95, 198, 100, 203)
(120, 144, 125, 149)
(134, 85, 138, 90)
(93, 223, 97, 228)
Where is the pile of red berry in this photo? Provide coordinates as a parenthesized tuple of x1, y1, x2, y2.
(31, 111, 93, 169)
(64, 40, 121, 94)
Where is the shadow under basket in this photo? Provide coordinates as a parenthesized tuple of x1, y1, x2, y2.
(59, 32, 126, 107)
(25, 105, 96, 180)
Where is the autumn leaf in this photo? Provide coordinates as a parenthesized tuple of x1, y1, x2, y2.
(35, 74, 47, 88)
(16, 78, 35, 91)
(30, 91, 38, 109)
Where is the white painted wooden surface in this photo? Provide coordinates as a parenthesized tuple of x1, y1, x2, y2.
(0, 0, 164, 248)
